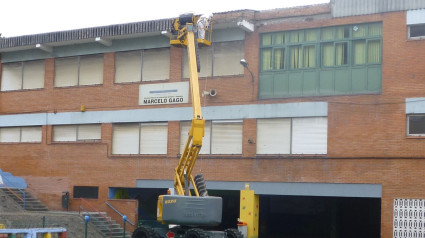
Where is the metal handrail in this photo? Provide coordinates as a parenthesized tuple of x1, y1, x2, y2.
(0, 176, 26, 210)
(79, 198, 112, 238)
(105, 202, 135, 226)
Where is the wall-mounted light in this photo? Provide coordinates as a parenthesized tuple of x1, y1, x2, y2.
(240, 59, 255, 82)
(202, 89, 217, 97)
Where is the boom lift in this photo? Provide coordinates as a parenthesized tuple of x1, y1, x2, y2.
(132, 14, 243, 238)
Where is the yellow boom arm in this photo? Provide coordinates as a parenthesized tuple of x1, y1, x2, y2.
(171, 14, 212, 196)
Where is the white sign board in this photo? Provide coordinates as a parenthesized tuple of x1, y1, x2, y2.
(139, 82, 189, 105)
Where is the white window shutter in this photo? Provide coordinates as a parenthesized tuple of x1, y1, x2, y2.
(53, 125, 77, 142)
(77, 124, 101, 140)
(23, 60, 45, 89)
(182, 47, 213, 78)
(79, 54, 104, 86)
(140, 123, 168, 154)
(1, 62, 22, 91)
(211, 121, 242, 154)
(257, 118, 291, 154)
(115, 51, 142, 83)
(0, 127, 21, 142)
(112, 124, 139, 154)
(213, 41, 244, 76)
(142, 48, 170, 81)
(292, 117, 327, 154)
(21, 127, 42, 142)
(55, 57, 78, 87)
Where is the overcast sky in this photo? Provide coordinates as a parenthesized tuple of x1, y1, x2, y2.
(0, 0, 329, 37)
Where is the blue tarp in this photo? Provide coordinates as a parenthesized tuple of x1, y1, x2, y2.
(0, 169, 27, 189)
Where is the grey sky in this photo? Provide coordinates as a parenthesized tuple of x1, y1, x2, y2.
(0, 0, 329, 37)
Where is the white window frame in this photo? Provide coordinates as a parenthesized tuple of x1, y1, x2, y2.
(54, 54, 104, 87)
(53, 124, 101, 142)
(256, 117, 328, 155)
(1, 60, 45, 91)
(407, 114, 425, 136)
(112, 122, 168, 155)
(407, 9, 425, 40)
(0, 126, 42, 143)
(114, 48, 170, 83)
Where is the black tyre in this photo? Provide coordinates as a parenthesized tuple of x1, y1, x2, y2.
(184, 228, 207, 238)
(224, 228, 243, 238)
(132, 226, 160, 238)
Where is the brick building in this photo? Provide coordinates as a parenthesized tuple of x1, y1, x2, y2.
(1, 0, 425, 237)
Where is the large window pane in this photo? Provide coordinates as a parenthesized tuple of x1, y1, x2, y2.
(261, 49, 272, 71)
(262, 34, 272, 46)
(23, 60, 45, 89)
(77, 124, 101, 140)
(211, 121, 242, 154)
(0, 127, 20, 142)
(408, 115, 425, 135)
(304, 45, 316, 68)
(368, 40, 381, 64)
(140, 123, 168, 154)
(336, 42, 348, 66)
(290, 46, 302, 69)
(182, 46, 212, 78)
(322, 43, 334, 67)
(55, 57, 78, 87)
(142, 48, 170, 81)
(292, 117, 327, 154)
(353, 40, 366, 65)
(1, 62, 22, 91)
(213, 41, 244, 76)
(79, 54, 103, 86)
(21, 127, 42, 142)
(115, 51, 142, 83)
(112, 124, 139, 154)
(257, 119, 291, 154)
(53, 125, 77, 142)
(273, 48, 285, 70)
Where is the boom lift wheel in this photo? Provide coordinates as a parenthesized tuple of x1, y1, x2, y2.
(224, 228, 243, 238)
(184, 228, 208, 238)
(132, 226, 160, 238)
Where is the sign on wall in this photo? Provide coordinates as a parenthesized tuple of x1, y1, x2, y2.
(139, 82, 189, 105)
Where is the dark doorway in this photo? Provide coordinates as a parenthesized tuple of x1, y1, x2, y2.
(259, 195, 381, 238)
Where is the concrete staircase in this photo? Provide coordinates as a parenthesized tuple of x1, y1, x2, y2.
(83, 212, 131, 238)
(0, 188, 48, 212)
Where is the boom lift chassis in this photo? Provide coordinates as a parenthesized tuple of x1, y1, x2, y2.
(132, 13, 243, 238)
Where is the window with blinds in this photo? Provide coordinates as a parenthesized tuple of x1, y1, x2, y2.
(182, 41, 244, 78)
(112, 123, 168, 155)
(1, 60, 45, 91)
(0, 126, 42, 143)
(54, 54, 103, 87)
(180, 120, 242, 155)
(115, 48, 170, 83)
(53, 124, 101, 142)
(257, 117, 327, 155)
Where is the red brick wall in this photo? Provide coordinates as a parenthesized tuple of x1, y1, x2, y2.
(0, 7, 424, 238)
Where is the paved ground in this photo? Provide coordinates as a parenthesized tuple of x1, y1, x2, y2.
(0, 190, 105, 238)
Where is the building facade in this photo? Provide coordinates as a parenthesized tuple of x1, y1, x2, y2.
(1, 0, 425, 237)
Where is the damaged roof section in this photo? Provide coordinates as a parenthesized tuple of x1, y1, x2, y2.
(1, 18, 173, 50)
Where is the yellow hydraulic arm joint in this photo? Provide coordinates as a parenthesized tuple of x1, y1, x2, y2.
(170, 13, 212, 196)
